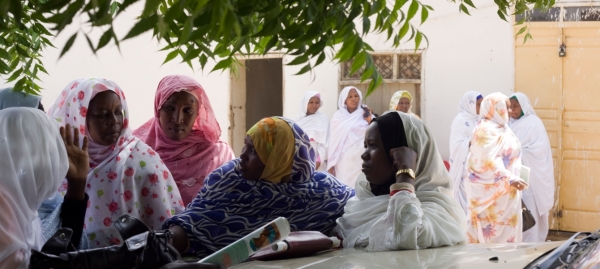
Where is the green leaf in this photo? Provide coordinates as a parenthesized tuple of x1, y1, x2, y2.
(199, 54, 208, 69)
(460, 4, 471, 15)
(110, 1, 120, 16)
(406, 1, 419, 22)
(515, 26, 527, 36)
(123, 14, 158, 40)
(421, 7, 429, 25)
(399, 22, 410, 40)
(497, 10, 507, 21)
(97, 28, 113, 51)
(142, 0, 161, 17)
(84, 33, 96, 53)
(36, 64, 48, 75)
(162, 49, 180, 65)
(6, 68, 23, 83)
(211, 57, 233, 73)
(287, 55, 309, 66)
(414, 31, 423, 51)
(0, 49, 10, 60)
(463, 0, 476, 9)
(314, 52, 326, 67)
(349, 51, 367, 75)
(523, 33, 533, 44)
(515, 17, 526, 26)
(59, 32, 78, 58)
(294, 63, 312, 75)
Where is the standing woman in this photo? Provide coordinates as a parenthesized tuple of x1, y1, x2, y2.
(295, 91, 329, 170)
(509, 92, 554, 242)
(449, 91, 483, 214)
(464, 93, 527, 243)
(134, 75, 234, 205)
(390, 90, 420, 119)
(328, 86, 372, 188)
(0, 87, 44, 111)
(48, 78, 184, 248)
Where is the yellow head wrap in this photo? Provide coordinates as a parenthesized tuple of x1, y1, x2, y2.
(389, 91, 413, 110)
(246, 117, 295, 183)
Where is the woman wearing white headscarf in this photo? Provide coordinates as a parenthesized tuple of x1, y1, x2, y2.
(0, 108, 87, 268)
(449, 91, 483, 214)
(295, 91, 329, 169)
(327, 86, 372, 188)
(334, 112, 466, 250)
(509, 92, 554, 242)
(390, 90, 420, 119)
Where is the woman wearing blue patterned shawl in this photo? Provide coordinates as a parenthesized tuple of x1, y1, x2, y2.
(164, 117, 355, 257)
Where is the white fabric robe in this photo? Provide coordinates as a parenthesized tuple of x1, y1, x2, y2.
(448, 91, 481, 214)
(509, 92, 555, 242)
(334, 112, 466, 250)
(295, 91, 329, 168)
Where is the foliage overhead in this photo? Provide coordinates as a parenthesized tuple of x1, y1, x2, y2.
(0, 0, 556, 96)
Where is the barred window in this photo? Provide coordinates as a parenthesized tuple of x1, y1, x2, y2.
(342, 53, 422, 81)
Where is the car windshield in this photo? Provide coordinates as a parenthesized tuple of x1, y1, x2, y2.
(525, 232, 600, 269)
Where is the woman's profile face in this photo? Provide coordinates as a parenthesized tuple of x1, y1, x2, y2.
(361, 123, 396, 186)
(239, 135, 265, 181)
(476, 98, 483, 115)
(509, 98, 522, 120)
(159, 91, 199, 141)
(86, 91, 123, 146)
(306, 96, 320, 115)
(397, 97, 411, 113)
(345, 89, 360, 111)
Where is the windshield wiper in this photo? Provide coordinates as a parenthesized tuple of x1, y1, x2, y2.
(525, 232, 589, 269)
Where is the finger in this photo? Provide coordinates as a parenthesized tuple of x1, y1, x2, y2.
(72, 126, 80, 148)
(59, 126, 66, 143)
(81, 136, 89, 152)
(65, 123, 73, 146)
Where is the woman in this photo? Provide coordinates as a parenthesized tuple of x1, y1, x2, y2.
(0, 108, 88, 268)
(134, 75, 234, 205)
(295, 91, 329, 170)
(464, 93, 527, 243)
(328, 86, 372, 187)
(0, 87, 44, 111)
(449, 91, 483, 214)
(48, 78, 184, 248)
(164, 117, 354, 257)
(390, 90, 420, 119)
(509, 92, 554, 242)
(334, 112, 466, 250)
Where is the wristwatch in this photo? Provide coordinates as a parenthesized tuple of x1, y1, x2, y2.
(396, 168, 416, 179)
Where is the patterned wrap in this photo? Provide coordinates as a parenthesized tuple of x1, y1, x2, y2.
(163, 117, 355, 258)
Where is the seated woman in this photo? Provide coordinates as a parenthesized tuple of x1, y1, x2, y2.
(134, 75, 234, 205)
(0, 107, 88, 268)
(390, 91, 420, 119)
(334, 112, 466, 250)
(295, 91, 329, 170)
(465, 93, 526, 243)
(164, 117, 354, 257)
(48, 78, 184, 248)
(0, 87, 44, 111)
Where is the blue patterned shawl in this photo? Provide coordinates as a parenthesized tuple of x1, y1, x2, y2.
(163, 117, 354, 257)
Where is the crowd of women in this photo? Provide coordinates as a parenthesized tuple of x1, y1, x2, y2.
(0, 76, 553, 268)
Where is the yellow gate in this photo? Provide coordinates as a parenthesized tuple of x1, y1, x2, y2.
(515, 5, 600, 232)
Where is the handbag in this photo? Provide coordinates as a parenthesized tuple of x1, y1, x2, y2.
(522, 200, 536, 232)
(29, 214, 181, 269)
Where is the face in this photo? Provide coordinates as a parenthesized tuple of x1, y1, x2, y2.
(397, 97, 411, 113)
(509, 98, 522, 119)
(239, 135, 265, 181)
(306, 96, 320, 115)
(505, 100, 513, 116)
(361, 123, 396, 186)
(476, 98, 483, 115)
(159, 91, 199, 141)
(345, 89, 360, 111)
(86, 91, 123, 146)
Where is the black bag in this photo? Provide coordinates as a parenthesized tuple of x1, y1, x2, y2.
(522, 200, 536, 232)
(29, 214, 180, 269)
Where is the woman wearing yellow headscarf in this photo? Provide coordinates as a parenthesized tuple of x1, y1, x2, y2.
(164, 117, 354, 257)
(390, 91, 420, 119)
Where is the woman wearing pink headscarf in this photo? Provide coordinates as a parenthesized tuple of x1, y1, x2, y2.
(134, 75, 234, 205)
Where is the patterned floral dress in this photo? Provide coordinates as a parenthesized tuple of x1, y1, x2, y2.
(464, 93, 524, 243)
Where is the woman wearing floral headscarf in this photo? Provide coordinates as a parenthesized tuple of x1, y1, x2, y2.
(48, 78, 184, 248)
(464, 92, 527, 243)
(134, 75, 234, 205)
(164, 117, 354, 257)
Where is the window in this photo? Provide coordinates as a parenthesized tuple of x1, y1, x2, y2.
(341, 52, 422, 82)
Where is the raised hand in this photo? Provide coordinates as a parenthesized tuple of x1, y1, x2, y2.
(60, 123, 89, 201)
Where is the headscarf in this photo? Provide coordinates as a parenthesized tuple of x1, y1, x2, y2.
(163, 117, 355, 258)
(327, 86, 368, 170)
(0, 87, 41, 110)
(479, 92, 510, 127)
(133, 75, 234, 205)
(449, 91, 482, 213)
(509, 92, 554, 216)
(389, 91, 413, 111)
(294, 91, 329, 161)
(335, 112, 465, 250)
(373, 112, 407, 163)
(0, 108, 68, 269)
(48, 78, 184, 248)
(246, 117, 295, 183)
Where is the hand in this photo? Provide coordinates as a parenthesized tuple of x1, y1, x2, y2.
(390, 147, 417, 171)
(510, 181, 527, 191)
(315, 161, 321, 169)
(61, 124, 89, 201)
(328, 167, 336, 177)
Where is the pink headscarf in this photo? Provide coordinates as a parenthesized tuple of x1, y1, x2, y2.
(134, 75, 234, 205)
